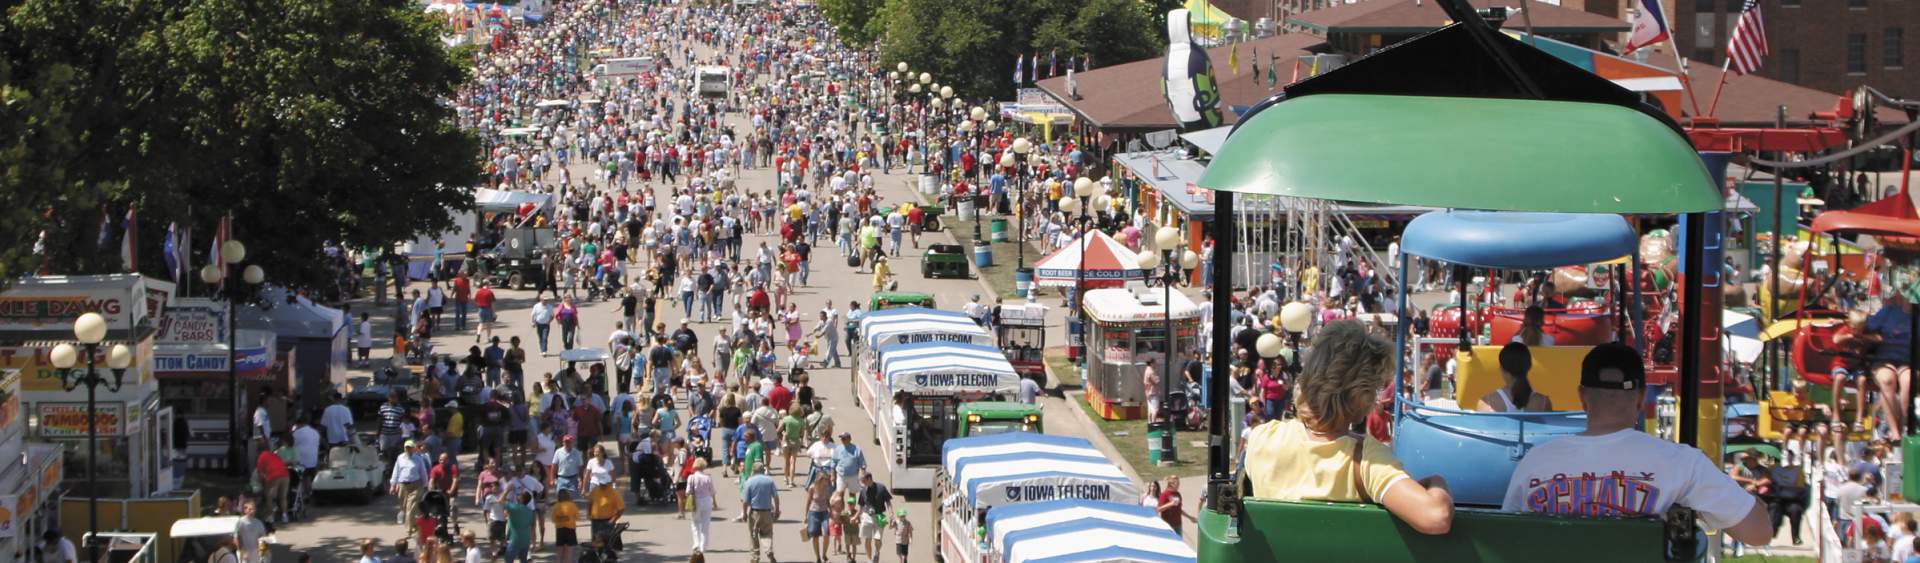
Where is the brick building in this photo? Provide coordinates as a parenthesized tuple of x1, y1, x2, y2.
(1673, 0, 1920, 97)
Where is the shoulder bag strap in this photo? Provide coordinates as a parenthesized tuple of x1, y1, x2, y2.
(1350, 437, 1373, 504)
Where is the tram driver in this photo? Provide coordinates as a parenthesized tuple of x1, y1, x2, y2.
(1501, 342, 1772, 546)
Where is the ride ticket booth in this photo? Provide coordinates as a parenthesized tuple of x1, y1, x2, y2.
(1080, 287, 1202, 420)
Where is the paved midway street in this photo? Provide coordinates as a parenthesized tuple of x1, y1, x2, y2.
(270, 7, 1115, 562)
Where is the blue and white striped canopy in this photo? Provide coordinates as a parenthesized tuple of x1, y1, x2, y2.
(879, 352, 1020, 394)
(941, 433, 1107, 477)
(875, 341, 1008, 367)
(862, 314, 991, 348)
(986, 500, 1171, 552)
(952, 455, 1136, 509)
(859, 306, 972, 331)
(1002, 519, 1196, 563)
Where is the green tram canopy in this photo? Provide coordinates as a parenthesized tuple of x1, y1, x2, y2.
(1196, 94, 1724, 215)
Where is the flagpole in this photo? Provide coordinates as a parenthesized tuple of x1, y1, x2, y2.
(1706, 58, 1733, 118)
(1672, 47, 1705, 117)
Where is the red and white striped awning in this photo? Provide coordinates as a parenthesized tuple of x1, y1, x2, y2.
(1032, 230, 1146, 288)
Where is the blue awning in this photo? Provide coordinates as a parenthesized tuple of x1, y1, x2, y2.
(1400, 211, 1638, 269)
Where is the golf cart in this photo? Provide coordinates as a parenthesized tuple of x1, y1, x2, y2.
(309, 431, 386, 503)
(922, 244, 970, 279)
(473, 226, 557, 290)
(870, 292, 936, 312)
(170, 517, 291, 563)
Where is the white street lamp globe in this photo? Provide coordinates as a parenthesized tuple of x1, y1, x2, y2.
(888, 71, 898, 80)
(1092, 194, 1112, 211)
(1073, 177, 1094, 198)
(959, 120, 974, 133)
(74, 312, 108, 344)
(1256, 332, 1286, 359)
(1155, 226, 1182, 252)
(1136, 250, 1160, 270)
(221, 239, 247, 264)
(999, 154, 1016, 168)
(1181, 249, 1201, 270)
(909, 84, 922, 94)
(107, 344, 133, 370)
(1058, 195, 1079, 213)
(200, 264, 223, 285)
(970, 106, 987, 121)
(1012, 137, 1032, 154)
(940, 85, 954, 99)
(243, 264, 266, 285)
(1281, 302, 1314, 333)
(985, 119, 997, 131)
(897, 61, 909, 72)
(918, 72, 931, 84)
(931, 97, 944, 110)
(49, 343, 78, 370)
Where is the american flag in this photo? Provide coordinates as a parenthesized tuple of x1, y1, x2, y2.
(1725, 0, 1767, 75)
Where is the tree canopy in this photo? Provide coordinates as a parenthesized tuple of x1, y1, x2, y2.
(852, 0, 1160, 99)
(0, 0, 481, 290)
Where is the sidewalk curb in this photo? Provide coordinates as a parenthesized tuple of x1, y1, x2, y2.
(1046, 353, 1144, 484)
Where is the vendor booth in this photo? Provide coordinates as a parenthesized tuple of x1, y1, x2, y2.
(1080, 287, 1204, 420)
(0, 368, 66, 563)
(994, 302, 1048, 380)
(245, 289, 347, 415)
(152, 298, 278, 471)
(0, 275, 173, 499)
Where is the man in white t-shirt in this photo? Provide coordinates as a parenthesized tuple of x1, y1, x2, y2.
(1501, 343, 1771, 545)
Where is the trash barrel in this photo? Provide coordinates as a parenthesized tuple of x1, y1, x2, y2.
(919, 175, 938, 195)
(972, 241, 993, 268)
(958, 197, 976, 221)
(989, 219, 1009, 242)
(1147, 422, 1165, 466)
(1014, 267, 1033, 299)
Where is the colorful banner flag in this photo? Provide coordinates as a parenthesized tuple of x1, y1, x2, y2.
(163, 222, 180, 281)
(1228, 43, 1240, 75)
(1014, 54, 1023, 86)
(1622, 0, 1672, 55)
(119, 206, 137, 273)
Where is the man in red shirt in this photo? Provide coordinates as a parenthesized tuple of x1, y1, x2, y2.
(907, 206, 925, 248)
(473, 282, 497, 344)
(254, 437, 291, 523)
(1156, 475, 1191, 536)
(452, 272, 472, 332)
(766, 375, 794, 413)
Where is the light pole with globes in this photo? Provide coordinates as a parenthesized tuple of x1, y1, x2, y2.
(48, 313, 133, 563)
(1009, 137, 1033, 270)
(201, 239, 265, 475)
(1058, 177, 1108, 367)
(1146, 227, 1201, 464)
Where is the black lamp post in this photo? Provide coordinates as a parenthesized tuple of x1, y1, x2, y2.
(1060, 178, 1107, 368)
(201, 239, 264, 476)
(48, 313, 132, 563)
(1148, 226, 1199, 464)
(1008, 137, 1033, 271)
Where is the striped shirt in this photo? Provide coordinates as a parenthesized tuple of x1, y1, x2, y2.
(379, 404, 407, 437)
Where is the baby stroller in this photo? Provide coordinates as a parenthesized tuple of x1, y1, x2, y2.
(419, 490, 456, 543)
(1166, 382, 1208, 431)
(579, 522, 629, 563)
(686, 415, 713, 463)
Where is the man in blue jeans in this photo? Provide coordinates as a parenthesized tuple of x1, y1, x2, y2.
(529, 297, 555, 353)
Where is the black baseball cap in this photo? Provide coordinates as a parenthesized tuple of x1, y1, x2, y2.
(1581, 342, 1645, 391)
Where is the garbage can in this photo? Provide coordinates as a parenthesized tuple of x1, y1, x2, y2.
(958, 197, 976, 221)
(1147, 421, 1166, 466)
(919, 175, 938, 195)
(1014, 267, 1034, 299)
(989, 219, 1009, 242)
(972, 241, 993, 268)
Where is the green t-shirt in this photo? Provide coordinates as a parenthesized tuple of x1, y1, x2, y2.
(781, 415, 804, 443)
(505, 501, 534, 547)
(742, 441, 765, 481)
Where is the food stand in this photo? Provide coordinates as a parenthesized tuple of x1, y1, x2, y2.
(0, 275, 173, 498)
(1080, 287, 1202, 420)
(0, 368, 66, 563)
(152, 298, 277, 471)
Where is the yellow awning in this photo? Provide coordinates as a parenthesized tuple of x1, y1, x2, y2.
(1760, 318, 1839, 342)
(1183, 0, 1233, 38)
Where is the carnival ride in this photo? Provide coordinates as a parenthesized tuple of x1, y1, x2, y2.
(1190, 0, 1729, 558)
(1386, 211, 1643, 507)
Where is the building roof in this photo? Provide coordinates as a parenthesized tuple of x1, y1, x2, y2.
(1633, 45, 1904, 126)
(1035, 33, 1325, 130)
(1288, 0, 1628, 34)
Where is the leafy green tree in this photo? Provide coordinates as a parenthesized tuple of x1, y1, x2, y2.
(0, 0, 481, 290)
(818, 0, 887, 46)
(871, 0, 1163, 99)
